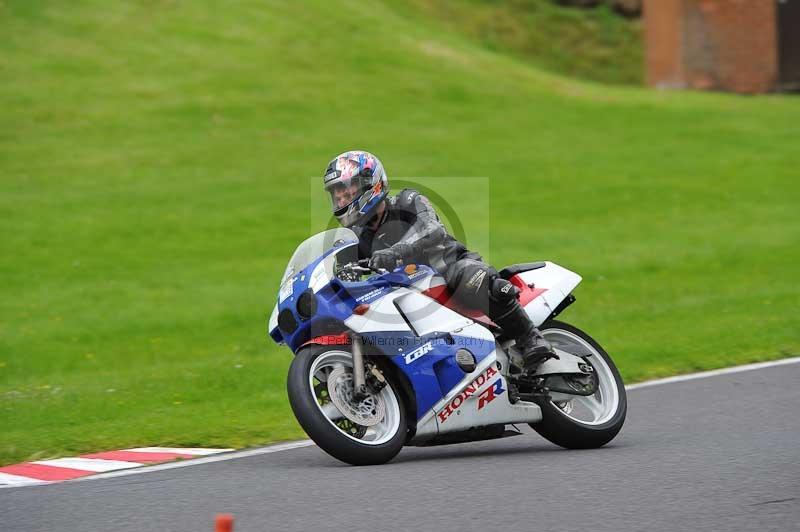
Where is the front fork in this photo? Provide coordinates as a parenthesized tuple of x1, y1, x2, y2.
(350, 332, 386, 401)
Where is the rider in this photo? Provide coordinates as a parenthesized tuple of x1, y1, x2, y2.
(323, 150, 557, 373)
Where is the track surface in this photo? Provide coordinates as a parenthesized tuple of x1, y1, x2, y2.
(2, 363, 799, 532)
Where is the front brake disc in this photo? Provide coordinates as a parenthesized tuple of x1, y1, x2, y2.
(327, 366, 385, 427)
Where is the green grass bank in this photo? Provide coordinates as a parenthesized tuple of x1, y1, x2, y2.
(0, 0, 798, 465)
(386, 0, 643, 85)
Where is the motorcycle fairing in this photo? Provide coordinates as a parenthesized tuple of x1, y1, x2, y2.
(269, 242, 354, 345)
(342, 284, 496, 419)
(411, 354, 543, 443)
(342, 286, 542, 435)
(514, 262, 582, 326)
(268, 242, 438, 348)
(357, 326, 496, 420)
(270, 245, 365, 349)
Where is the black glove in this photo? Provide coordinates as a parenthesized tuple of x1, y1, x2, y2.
(369, 248, 402, 271)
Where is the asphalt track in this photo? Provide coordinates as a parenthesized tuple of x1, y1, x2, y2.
(2, 362, 799, 532)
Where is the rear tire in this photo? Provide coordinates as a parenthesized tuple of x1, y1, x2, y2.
(530, 320, 627, 449)
(287, 344, 407, 465)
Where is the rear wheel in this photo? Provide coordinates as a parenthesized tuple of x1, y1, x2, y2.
(530, 320, 626, 449)
(287, 344, 407, 465)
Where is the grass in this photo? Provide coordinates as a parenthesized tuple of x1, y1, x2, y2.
(385, 0, 644, 85)
(1, 0, 798, 466)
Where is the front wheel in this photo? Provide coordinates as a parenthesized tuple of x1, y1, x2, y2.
(287, 344, 407, 465)
(530, 320, 627, 449)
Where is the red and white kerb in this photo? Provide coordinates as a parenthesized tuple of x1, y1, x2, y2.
(0, 447, 232, 488)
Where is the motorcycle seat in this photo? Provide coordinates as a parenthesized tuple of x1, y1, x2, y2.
(498, 261, 546, 279)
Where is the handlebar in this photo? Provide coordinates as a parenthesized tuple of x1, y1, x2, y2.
(349, 265, 374, 275)
(337, 260, 388, 281)
(357, 259, 388, 275)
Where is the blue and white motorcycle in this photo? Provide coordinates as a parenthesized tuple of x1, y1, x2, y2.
(268, 228, 626, 465)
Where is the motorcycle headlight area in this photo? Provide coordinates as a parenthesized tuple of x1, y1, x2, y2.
(296, 289, 317, 321)
(278, 308, 298, 334)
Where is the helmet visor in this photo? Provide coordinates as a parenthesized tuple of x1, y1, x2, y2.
(325, 175, 370, 215)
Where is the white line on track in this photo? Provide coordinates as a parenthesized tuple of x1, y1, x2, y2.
(625, 356, 800, 391)
(5, 356, 799, 489)
(125, 447, 234, 455)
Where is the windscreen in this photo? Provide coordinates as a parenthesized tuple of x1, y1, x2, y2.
(280, 228, 358, 286)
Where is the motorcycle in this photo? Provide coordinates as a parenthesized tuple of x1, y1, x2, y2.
(268, 228, 626, 465)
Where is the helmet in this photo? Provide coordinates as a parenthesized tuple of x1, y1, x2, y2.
(323, 150, 389, 228)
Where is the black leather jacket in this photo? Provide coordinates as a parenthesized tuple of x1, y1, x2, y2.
(354, 189, 476, 274)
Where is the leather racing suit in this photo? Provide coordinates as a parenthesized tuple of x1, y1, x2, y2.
(354, 189, 541, 352)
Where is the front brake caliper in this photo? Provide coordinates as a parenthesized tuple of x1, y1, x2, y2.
(365, 363, 387, 394)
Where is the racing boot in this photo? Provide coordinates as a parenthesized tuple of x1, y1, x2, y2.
(494, 300, 558, 374)
(514, 326, 558, 374)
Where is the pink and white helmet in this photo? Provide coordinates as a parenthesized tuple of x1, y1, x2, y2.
(323, 150, 389, 227)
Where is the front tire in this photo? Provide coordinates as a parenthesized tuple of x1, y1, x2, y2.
(287, 344, 407, 465)
(530, 320, 627, 449)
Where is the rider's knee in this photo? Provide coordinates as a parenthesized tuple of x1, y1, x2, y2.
(446, 259, 497, 312)
(489, 277, 519, 305)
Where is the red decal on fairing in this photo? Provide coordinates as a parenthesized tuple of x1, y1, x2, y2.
(508, 274, 547, 307)
(302, 334, 351, 347)
(478, 379, 506, 409)
(423, 277, 546, 326)
(421, 286, 498, 328)
(437, 366, 498, 423)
